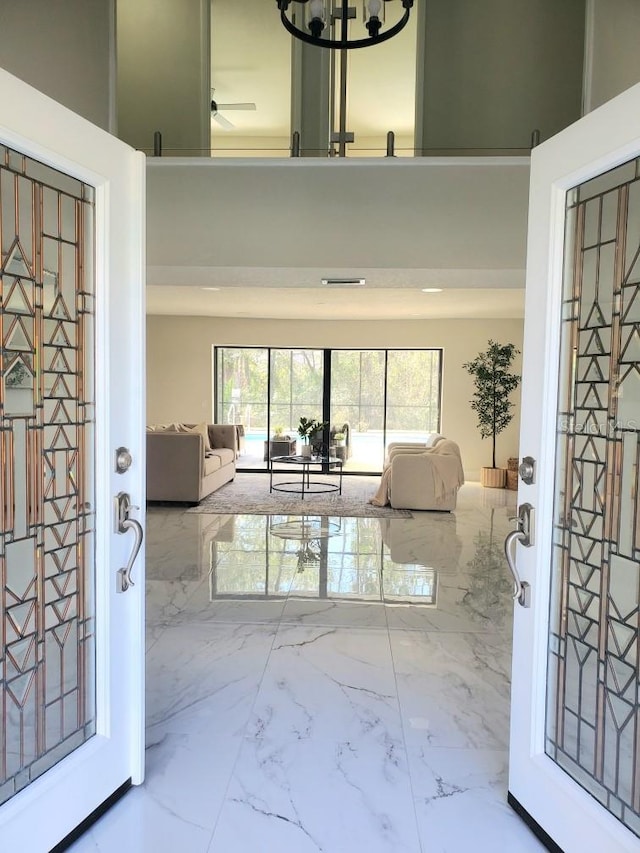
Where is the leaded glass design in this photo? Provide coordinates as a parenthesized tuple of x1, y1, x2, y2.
(0, 144, 95, 806)
(546, 156, 640, 837)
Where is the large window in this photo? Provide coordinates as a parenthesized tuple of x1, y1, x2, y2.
(215, 347, 442, 473)
(330, 350, 385, 471)
(269, 348, 324, 434)
(217, 347, 268, 435)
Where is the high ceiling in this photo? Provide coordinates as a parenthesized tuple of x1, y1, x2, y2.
(146, 3, 528, 321)
(209, 0, 418, 152)
(147, 286, 524, 321)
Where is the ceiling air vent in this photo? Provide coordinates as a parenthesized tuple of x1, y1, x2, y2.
(321, 278, 366, 287)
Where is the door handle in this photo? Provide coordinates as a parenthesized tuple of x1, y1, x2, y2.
(114, 491, 143, 593)
(504, 502, 533, 607)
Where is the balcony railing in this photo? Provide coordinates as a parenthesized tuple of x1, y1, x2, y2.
(143, 129, 538, 160)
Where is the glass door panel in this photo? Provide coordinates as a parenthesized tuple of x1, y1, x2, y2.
(330, 350, 385, 472)
(269, 349, 323, 458)
(1, 149, 96, 807)
(546, 159, 640, 837)
(385, 350, 442, 450)
(216, 347, 268, 465)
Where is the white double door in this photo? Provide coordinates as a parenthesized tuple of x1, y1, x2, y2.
(509, 82, 640, 850)
(0, 70, 145, 850)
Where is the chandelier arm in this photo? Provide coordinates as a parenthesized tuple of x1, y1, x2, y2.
(279, 5, 411, 50)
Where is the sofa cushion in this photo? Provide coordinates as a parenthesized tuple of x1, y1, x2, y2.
(204, 448, 235, 476)
(208, 424, 237, 451)
(211, 447, 235, 467)
(204, 455, 222, 475)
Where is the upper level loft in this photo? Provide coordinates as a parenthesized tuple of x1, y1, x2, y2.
(1, 1, 639, 163)
(116, 0, 587, 160)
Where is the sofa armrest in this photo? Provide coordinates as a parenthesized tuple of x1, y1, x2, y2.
(147, 432, 204, 502)
(386, 435, 443, 455)
(386, 441, 428, 457)
(387, 444, 429, 460)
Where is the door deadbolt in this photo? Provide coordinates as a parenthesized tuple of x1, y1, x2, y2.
(518, 456, 536, 485)
(115, 447, 133, 474)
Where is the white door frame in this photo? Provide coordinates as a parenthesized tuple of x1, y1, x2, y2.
(509, 81, 640, 852)
(0, 69, 146, 850)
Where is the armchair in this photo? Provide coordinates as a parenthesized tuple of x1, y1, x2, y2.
(330, 422, 351, 459)
(370, 438, 464, 511)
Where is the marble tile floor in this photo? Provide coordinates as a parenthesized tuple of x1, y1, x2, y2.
(70, 480, 545, 853)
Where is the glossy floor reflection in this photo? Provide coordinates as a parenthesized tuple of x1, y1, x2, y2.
(71, 481, 545, 853)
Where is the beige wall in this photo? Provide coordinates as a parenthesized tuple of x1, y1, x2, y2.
(585, 0, 640, 111)
(147, 315, 524, 480)
(417, 0, 585, 150)
(0, 0, 113, 130)
(116, 0, 210, 154)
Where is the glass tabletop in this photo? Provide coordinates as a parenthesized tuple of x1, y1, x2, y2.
(271, 454, 341, 465)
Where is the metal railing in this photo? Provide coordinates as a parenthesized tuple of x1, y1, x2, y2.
(147, 129, 535, 160)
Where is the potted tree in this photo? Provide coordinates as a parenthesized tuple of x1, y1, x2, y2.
(463, 340, 521, 488)
(297, 416, 327, 458)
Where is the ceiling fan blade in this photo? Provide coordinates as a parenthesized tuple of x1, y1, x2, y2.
(216, 102, 256, 111)
(212, 112, 235, 131)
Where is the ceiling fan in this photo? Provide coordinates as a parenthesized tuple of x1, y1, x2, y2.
(211, 90, 256, 130)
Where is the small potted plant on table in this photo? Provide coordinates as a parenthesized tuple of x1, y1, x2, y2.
(297, 417, 328, 458)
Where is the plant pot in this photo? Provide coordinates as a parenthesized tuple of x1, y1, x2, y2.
(481, 467, 506, 488)
(300, 444, 312, 459)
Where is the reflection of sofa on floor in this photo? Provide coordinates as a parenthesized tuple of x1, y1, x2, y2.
(146, 423, 236, 503)
(371, 434, 464, 511)
(147, 513, 235, 581)
(379, 513, 462, 572)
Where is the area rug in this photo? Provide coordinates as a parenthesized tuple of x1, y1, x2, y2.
(186, 473, 412, 519)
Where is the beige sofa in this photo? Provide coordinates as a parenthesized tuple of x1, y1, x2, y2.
(146, 423, 236, 503)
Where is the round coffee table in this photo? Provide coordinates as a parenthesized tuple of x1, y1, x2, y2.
(269, 455, 343, 500)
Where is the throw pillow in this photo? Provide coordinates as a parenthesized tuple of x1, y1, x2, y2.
(176, 422, 211, 448)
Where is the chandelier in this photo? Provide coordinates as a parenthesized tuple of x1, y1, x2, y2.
(277, 0, 414, 50)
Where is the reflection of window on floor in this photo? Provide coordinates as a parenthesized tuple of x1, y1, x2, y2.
(214, 346, 442, 473)
(208, 516, 437, 606)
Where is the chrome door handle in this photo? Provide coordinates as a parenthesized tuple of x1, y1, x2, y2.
(115, 492, 143, 593)
(504, 502, 534, 608)
(504, 530, 531, 607)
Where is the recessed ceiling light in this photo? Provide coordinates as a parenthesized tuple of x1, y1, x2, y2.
(421, 288, 443, 293)
(322, 278, 366, 287)
(201, 287, 220, 291)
